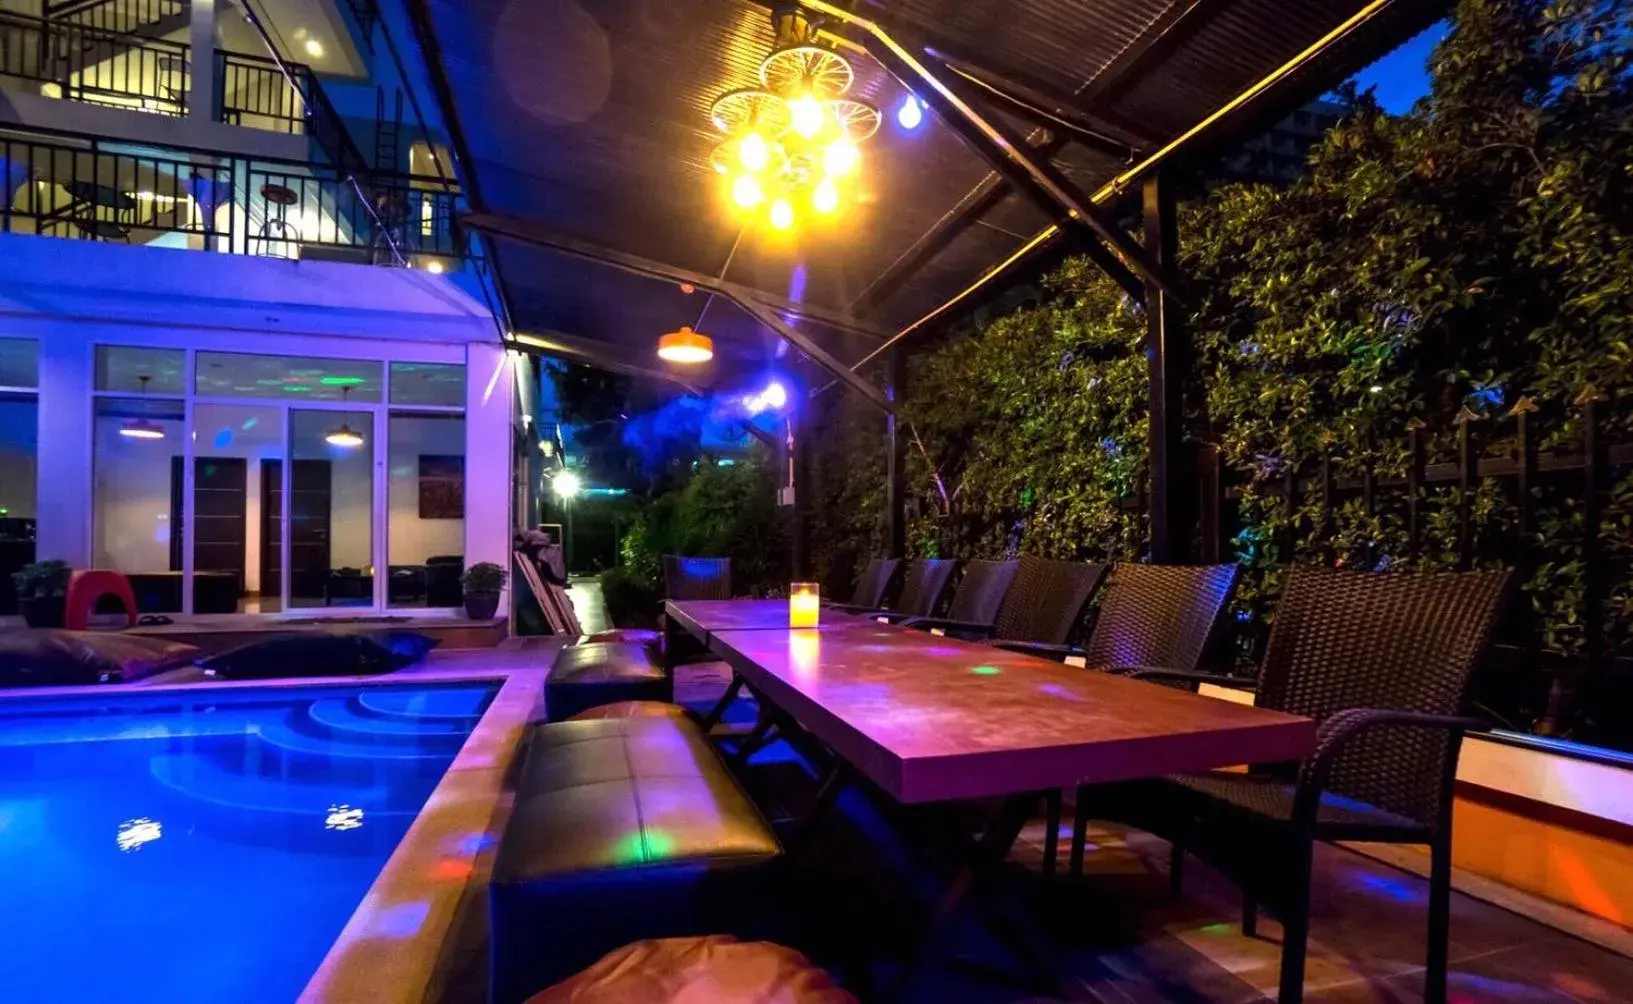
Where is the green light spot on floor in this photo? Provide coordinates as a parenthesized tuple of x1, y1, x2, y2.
(320, 376, 365, 386)
(283, 385, 311, 392)
(971, 665, 1001, 676)
(1201, 922, 1234, 934)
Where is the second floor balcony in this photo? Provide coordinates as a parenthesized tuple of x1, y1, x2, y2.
(0, 9, 359, 167)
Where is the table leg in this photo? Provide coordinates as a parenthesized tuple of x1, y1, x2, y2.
(699, 674, 744, 731)
(1043, 789, 1062, 877)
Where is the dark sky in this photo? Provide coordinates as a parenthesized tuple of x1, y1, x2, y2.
(1350, 22, 1447, 113)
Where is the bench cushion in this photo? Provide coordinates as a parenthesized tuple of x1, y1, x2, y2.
(545, 641, 670, 722)
(526, 936, 856, 1004)
(491, 715, 781, 1002)
(567, 700, 689, 722)
(581, 628, 662, 648)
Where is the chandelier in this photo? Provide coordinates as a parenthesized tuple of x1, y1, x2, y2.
(708, 4, 880, 232)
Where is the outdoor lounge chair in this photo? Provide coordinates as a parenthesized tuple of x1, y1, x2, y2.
(902, 555, 1105, 647)
(1092, 564, 1511, 1004)
(824, 557, 900, 612)
(842, 557, 958, 621)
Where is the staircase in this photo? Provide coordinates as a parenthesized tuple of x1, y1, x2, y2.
(146, 683, 491, 852)
(45, 0, 186, 40)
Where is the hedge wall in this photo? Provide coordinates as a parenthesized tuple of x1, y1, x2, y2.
(807, 0, 1633, 749)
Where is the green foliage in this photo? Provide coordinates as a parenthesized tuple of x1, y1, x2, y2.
(599, 564, 662, 629)
(460, 562, 507, 595)
(10, 559, 70, 599)
(806, 0, 1633, 742)
(620, 448, 789, 595)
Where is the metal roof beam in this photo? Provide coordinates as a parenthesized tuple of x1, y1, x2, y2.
(463, 212, 895, 414)
(939, 67, 1134, 160)
(511, 330, 707, 394)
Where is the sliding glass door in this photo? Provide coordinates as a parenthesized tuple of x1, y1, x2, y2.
(288, 408, 376, 609)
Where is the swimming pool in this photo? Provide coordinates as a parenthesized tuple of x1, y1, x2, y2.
(0, 680, 499, 1003)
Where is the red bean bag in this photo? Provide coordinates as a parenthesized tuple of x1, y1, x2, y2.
(526, 937, 856, 1004)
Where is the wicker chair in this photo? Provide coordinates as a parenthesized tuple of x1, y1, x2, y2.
(903, 555, 1105, 645)
(1100, 565, 1511, 1004)
(825, 557, 901, 612)
(840, 558, 957, 620)
(661, 555, 732, 601)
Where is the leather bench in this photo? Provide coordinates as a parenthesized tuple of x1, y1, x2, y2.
(526, 936, 856, 1003)
(490, 713, 784, 1004)
(545, 641, 670, 722)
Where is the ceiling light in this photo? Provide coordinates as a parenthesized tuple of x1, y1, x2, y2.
(657, 326, 714, 364)
(739, 132, 770, 172)
(120, 376, 166, 440)
(324, 386, 364, 448)
(769, 198, 795, 230)
(812, 177, 839, 214)
(732, 174, 765, 209)
(759, 380, 787, 410)
(304, 38, 324, 58)
(898, 95, 924, 130)
(425, 259, 444, 274)
(823, 139, 858, 177)
(789, 94, 825, 138)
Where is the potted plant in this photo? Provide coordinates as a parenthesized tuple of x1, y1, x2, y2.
(11, 560, 72, 628)
(460, 561, 507, 621)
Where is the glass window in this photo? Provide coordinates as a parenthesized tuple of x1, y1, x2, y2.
(92, 397, 187, 612)
(95, 346, 187, 395)
(387, 412, 466, 607)
(0, 392, 38, 616)
(196, 352, 383, 403)
(288, 408, 375, 608)
(192, 403, 284, 615)
(389, 362, 465, 407)
(0, 338, 38, 388)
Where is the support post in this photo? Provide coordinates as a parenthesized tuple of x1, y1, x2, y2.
(1144, 170, 1190, 563)
(886, 349, 907, 558)
(790, 415, 811, 579)
(188, 0, 217, 124)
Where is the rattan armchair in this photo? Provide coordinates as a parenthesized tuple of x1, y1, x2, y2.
(837, 557, 957, 620)
(902, 555, 1105, 645)
(1093, 564, 1511, 1004)
(661, 555, 732, 601)
(824, 557, 902, 612)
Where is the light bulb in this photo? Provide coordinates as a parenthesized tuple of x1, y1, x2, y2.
(812, 177, 839, 214)
(897, 95, 924, 130)
(739, 132, 770, 172)
(824, 139, 859, 177)
(732, 174, 764, 209)
(770, 198, 795, 230)
(790, 94, 825, 138)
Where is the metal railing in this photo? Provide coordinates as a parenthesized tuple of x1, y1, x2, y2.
(0, 132, 466, 263)
(0, 10, 189, 116)
(44, 0, 185, 35)
(217, 51, 371, 177)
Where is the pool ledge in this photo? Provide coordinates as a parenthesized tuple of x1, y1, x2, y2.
(297, 658, 546, 1004)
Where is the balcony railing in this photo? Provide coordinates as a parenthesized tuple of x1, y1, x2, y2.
(217, 51, 370, 176)
(0, 132, 466, 265)
(44, 0, 186, 36)
(0, 10, 189, 116)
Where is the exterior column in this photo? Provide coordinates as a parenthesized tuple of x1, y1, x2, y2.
(1144, 170, 1191, 563)
(188, 0, 217, 124)
(885, 348, 907, 558)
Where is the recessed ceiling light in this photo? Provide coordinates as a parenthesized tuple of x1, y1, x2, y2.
(304, 38, 324, 58)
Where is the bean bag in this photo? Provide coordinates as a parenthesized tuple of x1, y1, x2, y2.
(0, 630, 201, 687)
(198, 629, 439, 679)
(526, 937, 856, 1004)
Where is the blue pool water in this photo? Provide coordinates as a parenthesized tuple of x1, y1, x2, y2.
(0, 681, 498, 1003)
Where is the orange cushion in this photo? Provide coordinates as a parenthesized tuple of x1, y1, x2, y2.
(526, 936, 856, 1004)
(565, 701, 689, 722)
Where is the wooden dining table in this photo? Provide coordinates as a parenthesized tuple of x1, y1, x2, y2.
(664, 597, 1318, 1000)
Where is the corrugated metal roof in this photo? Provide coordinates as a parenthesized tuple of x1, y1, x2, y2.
(421, 0, 1445, 382)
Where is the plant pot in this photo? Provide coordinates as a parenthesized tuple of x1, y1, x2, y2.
(464, 592, 500, 621)
(20, 596, 65, 629)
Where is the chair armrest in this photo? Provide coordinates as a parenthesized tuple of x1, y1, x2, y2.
(1293, 709, 1486, 823)
(826, 602, 890, 615)
(988, 639, 1087, 662)
(1125, 668, 1252, 690)
(897, 617, 998, 638)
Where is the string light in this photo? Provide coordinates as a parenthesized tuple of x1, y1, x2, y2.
(770, 198, 795, 230)
(897, 95, 924, 129)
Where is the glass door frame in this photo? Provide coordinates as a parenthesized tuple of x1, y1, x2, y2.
(89, 347, 467, 618)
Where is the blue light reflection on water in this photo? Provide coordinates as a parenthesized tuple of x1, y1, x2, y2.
(0, 681, 493, 1003)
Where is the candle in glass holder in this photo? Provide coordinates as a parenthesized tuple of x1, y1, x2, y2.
(789, 582, 820, 628)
